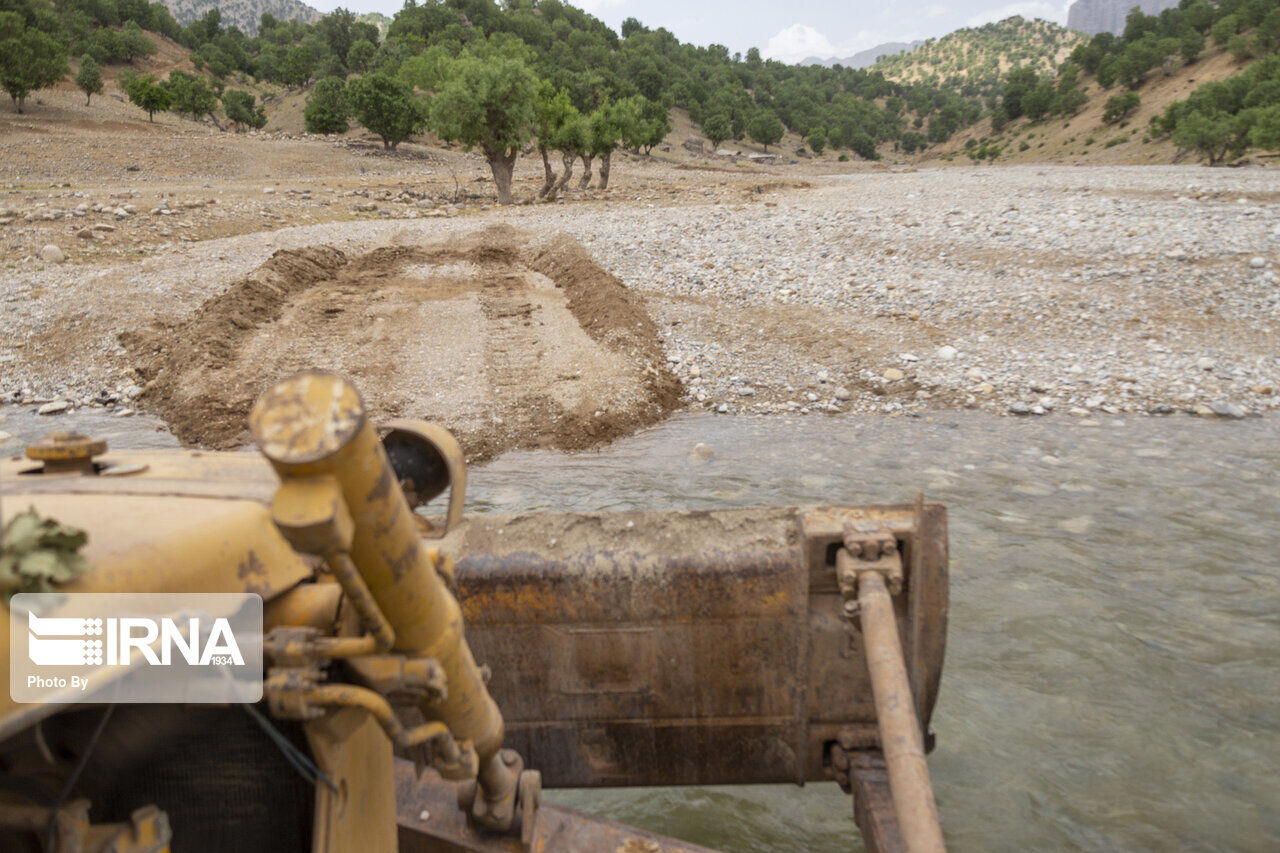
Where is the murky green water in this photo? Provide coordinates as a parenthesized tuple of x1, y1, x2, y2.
(3, 408, 1277, 851)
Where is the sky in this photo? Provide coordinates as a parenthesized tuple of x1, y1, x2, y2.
(308, 0, 1076, 64)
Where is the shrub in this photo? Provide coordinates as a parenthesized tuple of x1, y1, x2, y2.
(304, 76, 349, 134)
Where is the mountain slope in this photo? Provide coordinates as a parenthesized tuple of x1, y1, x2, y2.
(159, 0, 321, 35)
(1067, 0, 1182, 36)
(871, 17, 1085, 97)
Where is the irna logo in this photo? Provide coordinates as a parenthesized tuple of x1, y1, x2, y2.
(26, 611, 244, 667)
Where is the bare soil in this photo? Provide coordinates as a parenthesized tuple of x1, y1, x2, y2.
(118, 227, 679, 459)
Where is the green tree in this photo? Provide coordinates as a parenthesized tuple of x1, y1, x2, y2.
(165, 71, 217, 123)
(1103, 91, 1140, 124)
(589, 96, 642, 190)
(632, 96, 670, 155)
(120, 21, 154, 64)
(347, 39, 375, 74)
(75, 54, 102, 106)
(123, 72, 172, 121)
(805, 126, 826, 155)
(532, 82, 577, 199)
(430, 54, 536, 204)
(1247, 105, 1280, 151)
(281, 45, 315, 88)
(552, 110, 588, 194)
(223, 88, 266, 129)
(703, 112, 731, 149)
(304, 75, 349, 134)
(1022, 81, 1055, 121)
(850, 131, 879, 160)
(747, 110, 784, 151)
(347, 72, 425, 150)
(0, 13, 69, 114)
(1172, 110, 1235, 165)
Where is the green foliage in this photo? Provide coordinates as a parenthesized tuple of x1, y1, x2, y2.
(281, 44, 315, 87)
(431, 52, 535, 157)
(123, 71, 171, 121)
(1103, 91, 1141, 124)
(849, 131, 879, 161)
(164, 70, 216, 120)
(304, 75, 349, 134)
(1247, 105, 1280, 151)
(1171, 109, 1236, 164)
(702, 112, 731, 148)
(0, 508, 91, 596)
(120, 19, 153, 63)
(75, 53, 102, 104)
(347, 38, 375, 73)
(222, 88, 265, 129)
(805, 126, 826, 155)
(0, 2, 70, 113)
(746, 110, 784, 151)
(347, 71, 425, 149)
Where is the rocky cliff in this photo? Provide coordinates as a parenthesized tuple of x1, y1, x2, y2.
(159, 0, 321, 35)
(1067, 0, 1181, 35)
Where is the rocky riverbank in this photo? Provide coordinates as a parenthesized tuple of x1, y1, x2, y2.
(1, 165, 1277, 449)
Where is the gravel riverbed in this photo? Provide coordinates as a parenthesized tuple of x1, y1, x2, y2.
(1, 164, 1277, 437)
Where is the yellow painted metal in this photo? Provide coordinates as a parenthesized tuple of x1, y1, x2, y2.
(249, 372, 515, 822)
(305, 707, 398, 853)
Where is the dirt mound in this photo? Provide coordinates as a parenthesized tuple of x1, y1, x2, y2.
(123, 227, 679, 459)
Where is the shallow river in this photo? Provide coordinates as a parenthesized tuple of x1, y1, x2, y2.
(3, 408, 1277, 851)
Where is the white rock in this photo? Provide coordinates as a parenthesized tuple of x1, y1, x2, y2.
(37, 401, 69, 415)
(0, 430, 11, 443)
(936, 345, 958, 361)
(39, 244, 66, 263)
(964, 367, 985, 381)
(883, 368, 905, 382)
(1249, 257, 1266, 269)
(834, 386, 851, 401)
(1196, 357, 1215, 371)
(263, 187, 276, 194)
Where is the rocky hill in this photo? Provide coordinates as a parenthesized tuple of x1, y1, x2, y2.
(1066, 0, 1181, 36)
(871, 16, 1085, 97)
(159, 0, 321, 34)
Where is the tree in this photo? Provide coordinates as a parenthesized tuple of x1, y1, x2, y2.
(805, 126, 826, 155)
(747, 110, 783, 151)
(632, 96, 670, 155)
(849, 131, 879, 160)
(703, 113, 731, 149)
(281, 45, 315, 88)
(347, 39, 375, 74)
(430, 54, 536, 204)
(552, 111, 588, 194)
(0, 15, 69, 114)
(1022, 81, 1055, 121)
(1247, 105, 1280, 152)
(304, 75, 349, 134)
(590, 96, 642, 189)
(1172, 110, 1235, 165)
(120, 21, 155, 64)
(75, 54, 102, 106)
(123, 72, 172, 121)
(1103, 91, 1140, 124)
(165, 71, 218, 123)
(347, 72, 425, 149)
(223, 89, 266, 129)
(532, 82, 577, 199)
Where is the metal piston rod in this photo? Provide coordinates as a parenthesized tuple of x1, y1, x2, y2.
(856, 568, 946, 853)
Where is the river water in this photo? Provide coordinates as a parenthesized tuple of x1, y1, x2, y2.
(3, 407, 1277, 851)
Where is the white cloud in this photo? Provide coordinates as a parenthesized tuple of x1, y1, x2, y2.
(925, 4, 949, 19)
(965, 1, 1070, 27)
(763, 24, 922, 63)
(764, 24, 836, 63)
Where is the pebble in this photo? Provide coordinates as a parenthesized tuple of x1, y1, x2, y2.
(1196, 357, 1216, 371)
(689, 442, 714, 461)
(37, 401, 69, 415)
(834, 386, 851, 401)
(936, 345, 958, 361)
(1209, 401, 1247, 419)
(39, 245, 65, 263)
(0, 430, 10, 443)
(883, 368, 905, 382)
(1009, 402, 1031, 415)
(1248, 257, 1266, 269)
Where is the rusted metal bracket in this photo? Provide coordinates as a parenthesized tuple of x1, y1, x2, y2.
(0, 800, 171, 853)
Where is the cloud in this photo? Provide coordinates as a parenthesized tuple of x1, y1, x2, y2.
(965, 1, 1070, 26)
(764, 24, 836, 63)
(763, 24, 921, 63)
(925, 4, 949, 19)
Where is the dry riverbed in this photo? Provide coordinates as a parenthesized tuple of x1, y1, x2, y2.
(2, 163, 1278, 458)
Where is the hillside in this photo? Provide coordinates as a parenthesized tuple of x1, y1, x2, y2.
(871, 17, 1085, 98)
(921, 39, 1256, 166)
(159, 0, 320, 34)
(1067, 0, 1182, 36)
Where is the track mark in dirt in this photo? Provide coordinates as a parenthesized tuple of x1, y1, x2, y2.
(122, 226, 679, 460)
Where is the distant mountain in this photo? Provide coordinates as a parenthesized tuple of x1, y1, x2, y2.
(1067, 0, 1181, 35)
(801, 41, 925, 70)
(159, 0, 321, 35)
(870, 16, 1084, 97)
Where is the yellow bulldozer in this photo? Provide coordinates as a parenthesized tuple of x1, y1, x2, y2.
(0, 371, 949, 853)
